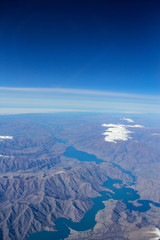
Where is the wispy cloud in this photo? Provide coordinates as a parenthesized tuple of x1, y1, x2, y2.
(0, 108, 91, 114)
(0, 87, 159, 114)
(0, 87, 159, 100)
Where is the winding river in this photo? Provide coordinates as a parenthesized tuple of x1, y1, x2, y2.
(27, 146, 160, 240)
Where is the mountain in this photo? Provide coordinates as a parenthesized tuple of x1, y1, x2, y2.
(0, 113, 160, 240)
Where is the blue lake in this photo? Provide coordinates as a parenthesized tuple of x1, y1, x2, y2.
(64, 146, 104, 164)
(27, 146, 160, 240)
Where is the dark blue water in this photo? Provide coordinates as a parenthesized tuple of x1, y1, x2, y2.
(27, 146, 160, 240)
(64, 146, 104, 164)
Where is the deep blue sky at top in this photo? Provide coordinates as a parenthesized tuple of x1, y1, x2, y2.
(0, 0, 160, 95)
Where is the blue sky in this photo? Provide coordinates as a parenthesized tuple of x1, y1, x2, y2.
(0, 0, 159, 114)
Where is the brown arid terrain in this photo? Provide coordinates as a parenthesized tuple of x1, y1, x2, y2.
(0, 113, 160, 240)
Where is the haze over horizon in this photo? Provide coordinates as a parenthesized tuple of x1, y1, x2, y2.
(0, 86, 159, 114)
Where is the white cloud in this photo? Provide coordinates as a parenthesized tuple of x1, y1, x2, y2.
(102, 122, 144, 143)
(102, 124, 132, 143)
(121, 118, 134, 123)
(152, 133, 160, 136)
(0, 136, 13, 139)
(127, 124, 144, 128)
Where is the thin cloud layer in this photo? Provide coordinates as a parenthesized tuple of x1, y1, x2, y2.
(0, 87, 159, 114)
(0, 87, 159, 100)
